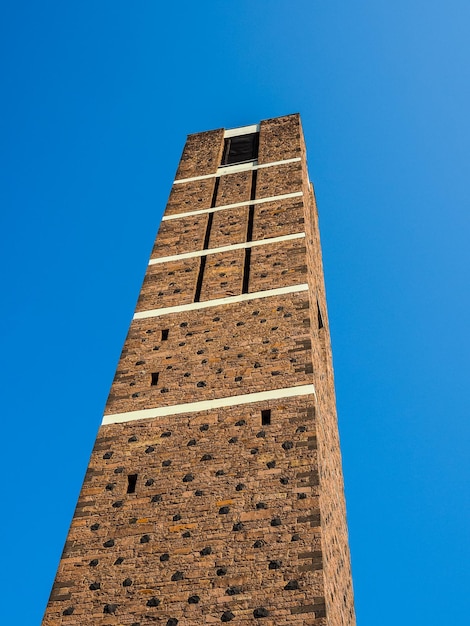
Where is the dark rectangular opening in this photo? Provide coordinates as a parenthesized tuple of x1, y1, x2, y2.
(151, 372, 159, 386)
(246, 205, 255, 243)
(161, 329, 169, 341)
(317, 301, 324, 329)
(221, 133, 259, 166)
(250, 169, 258, 202)
(203, 212, 214, 250)
(261, 409, 271, 425)
(211, 177, 220, 208)
(194, 256, 207, 303)
(127, 474, 138, 494)
(242, 248, 251, 294)
(193, 198, 216, 304)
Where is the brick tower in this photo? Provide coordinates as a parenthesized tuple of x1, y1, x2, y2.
(42, 114, 356, 626)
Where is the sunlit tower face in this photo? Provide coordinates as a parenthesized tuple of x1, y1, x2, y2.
(42, 114, 355, 626)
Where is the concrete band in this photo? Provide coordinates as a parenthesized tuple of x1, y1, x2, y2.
(148, 232, 306, 265)
(102, 384, 316, 425)
(173, 157, 302, 184)
(224, 124, 260, 138)
(161, 191, 303, 222)
(133, 283, 309, 319)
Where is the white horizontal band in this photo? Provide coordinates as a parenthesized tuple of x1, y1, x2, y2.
(149, 232, 305, 265)
(162, 191, 303, 222)
(215, 160, 258, 175)
(102, 384, 316, 425)
(134, 283, 308, 319)
(174, 157, 301, 184)
(224, 124, 260, 138)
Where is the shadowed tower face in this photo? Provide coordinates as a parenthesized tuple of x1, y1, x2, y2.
(42, 114, 356, 626)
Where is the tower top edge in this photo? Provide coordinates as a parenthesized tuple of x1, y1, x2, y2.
(224, 123, 260, 138)
(186, 113, 301, 138)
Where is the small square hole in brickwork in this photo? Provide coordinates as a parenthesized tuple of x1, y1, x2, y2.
(161, 329, 169, 341)
(151, 372, 159, 386)
(127, 474, 138, 494)
(261, 409, 271, 425)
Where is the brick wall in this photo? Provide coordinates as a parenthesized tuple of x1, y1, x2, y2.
(42, 114, 355, 626)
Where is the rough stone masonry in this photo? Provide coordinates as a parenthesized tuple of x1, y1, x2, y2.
(42, 114, 356, 626)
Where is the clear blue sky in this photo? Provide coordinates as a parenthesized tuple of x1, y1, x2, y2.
(1, 2, 469, 624)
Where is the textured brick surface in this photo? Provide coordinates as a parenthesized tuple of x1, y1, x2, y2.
(208, 206, 248, 248)
(248, 239, 307, 293)
(106, 293, 312, 415)
(42, 114, 355, 626)
(258, 115, 303, 164)
(175, 128, 224, 179)
(136, 257, 199, 312)
(216, 170, 252, 206)
(256, 162, 303, 199)
(166, 178, 216, 216)
(152, 214, 208, 258)
(252, 199, 305, 241)
(199, 249, 245, 301)
(44, 399, 324, 626)
(303, 185, 355, 626)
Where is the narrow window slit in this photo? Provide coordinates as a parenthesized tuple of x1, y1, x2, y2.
(127, 474, 138, 494)
(211, 177, 220, 208)
(193, 183, 216, 303)
(161, 329, 169, 341)
(241, 169, 257, 293)
(203, 212, 214, 250)
(242, 248, 251, 294)
(317, 301, 324, 329)
(246, 206, 255, 243)
(261, 409, 271, 425)
(194, 256, 206, 303)
(250, 169, 258, 202)
(151, 372, 159, 386)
